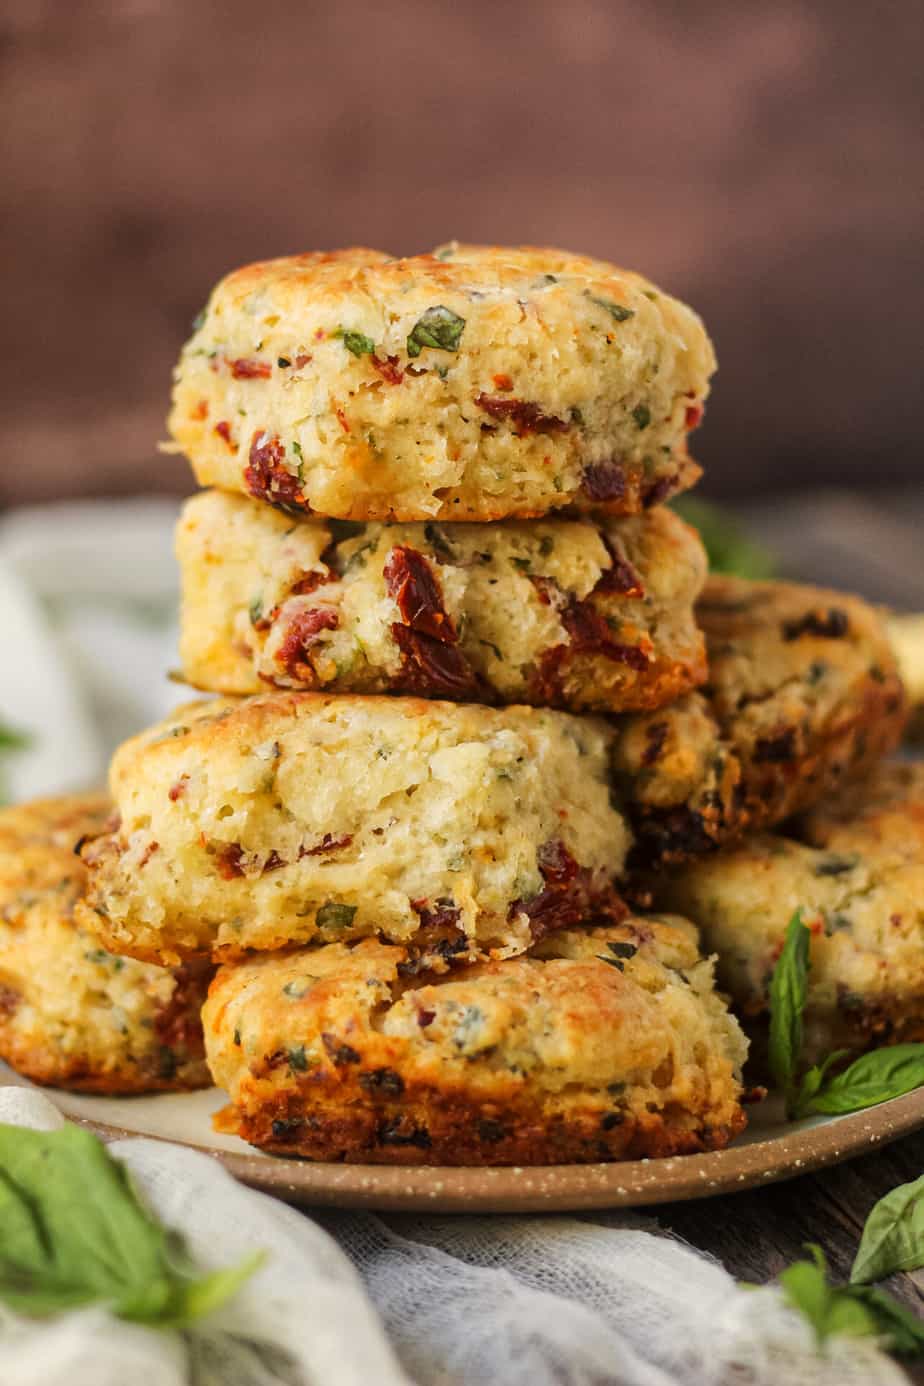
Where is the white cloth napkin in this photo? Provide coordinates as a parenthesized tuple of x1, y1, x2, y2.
(0, 499, 907, 1386)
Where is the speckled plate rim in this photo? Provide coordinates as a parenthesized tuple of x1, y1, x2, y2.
(60, 1088, 924, 1213)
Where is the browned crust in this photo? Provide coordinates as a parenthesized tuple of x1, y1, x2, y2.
(214, 1079, 746, 1166)
(629, 665, 906, 868)
(0, 1027, 211, 1094)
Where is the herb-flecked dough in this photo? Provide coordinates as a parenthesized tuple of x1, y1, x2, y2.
(653, 763, 924, 1062)
(166, 243, 715, 521)
(0, 794, 210, 1093)
(176, 490, 708, 714)
(76, 692, 632, 971)
(204, 918, 748, 1165)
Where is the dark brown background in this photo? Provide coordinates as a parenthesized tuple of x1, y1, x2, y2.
(2, 0, 921, 507)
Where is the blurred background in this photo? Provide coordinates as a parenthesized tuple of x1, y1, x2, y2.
(1, 0, 922, 800)
(2, 0, 922, 507)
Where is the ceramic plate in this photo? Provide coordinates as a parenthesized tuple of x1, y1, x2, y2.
(4, 1065, 923, 1212)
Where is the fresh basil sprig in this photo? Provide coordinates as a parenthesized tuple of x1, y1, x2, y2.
(767, 911, 924, 1118)
(0, 1123, 262, 1324)
(767, 910, 810, 1105)
(794, 1045, 924, 1119)
(851, 1172, 924, 1285)
(780, 1245, 924, 1355)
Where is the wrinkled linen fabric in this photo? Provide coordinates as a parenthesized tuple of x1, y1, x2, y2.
(0, 500, 909, 1386)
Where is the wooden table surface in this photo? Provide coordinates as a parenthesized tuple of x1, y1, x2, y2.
(659, 1123, 924, 1379)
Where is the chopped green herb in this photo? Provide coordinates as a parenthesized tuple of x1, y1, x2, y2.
(233, 1027, 241, 1046)
(631, 404, 651, 430)
(406, 306, 466, 358)
(539, 535, 555, 557)
(191, 308, 207, 332)
(510, 556, 531, 572)
(587, 294, 635, 323)
(277, 356, 291, 368)
(249, 597, 263, 625)
(336, 329, 376, 357)
(283, 979, 310, 999)
(316, 901, 357, 930)
(287, 1045, 310, 1072)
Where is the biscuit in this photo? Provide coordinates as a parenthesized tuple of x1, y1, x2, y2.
(177, 490, 707, 713)
(166, 243, 714, 521)
(77, 693, 631, 970)
(613, 576, 906, 865)
(653, 762, 924, 1061)
(0, 794, 210, 1093)
(203, 918, 747, 1164)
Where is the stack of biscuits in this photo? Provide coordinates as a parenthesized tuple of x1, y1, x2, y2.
(0, 245, 911, 1166)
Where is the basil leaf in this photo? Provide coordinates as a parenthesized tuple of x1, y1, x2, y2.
(316, 901, 357, 930)
(847, 1286, 924, 1356)
(798, 1044, 924, 1117)
(767, 910, 810, 1106)
(337, 329, 376, 357)
(0, 1123, 261, 1324)
(779, 1245, 924, 1355)
(406, 306, 465, 358)
(0, 722, 30, 751)
(852, 1172, 924, 1285)
(790, 1049, 850, 1119)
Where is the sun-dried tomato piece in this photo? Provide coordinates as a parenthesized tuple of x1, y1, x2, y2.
(291, 568, 334, 597)
(275, 606, 339, 677)
(383, 546, 457, 641)
(512, 865, 626, 942)
(298, 833, 353, 858)
(685, 402, 703, 429)
(213, 843, 245, 879)
(411, 897, 463, 931)
(371, 353, 404, 384)
(582, 461, 626, 502)
(642, 475, 677, 509)
(594, 541, 645, 598)
(391, 626, 482, 698)
(228, 357, 272, 380)
(641, 721, 669, 766)
(244, 432, 306, 508)
(561, 602, 650, 670)
(153, 962, 210, 1057)
(168, 776, 189, 802)
(214, 420, 235, 449)
(474, 393, 570, 436)
(536, 838, 579, 885)
(0, 985, 21, 1018)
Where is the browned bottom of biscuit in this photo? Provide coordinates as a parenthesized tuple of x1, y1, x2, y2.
(215, 1086, 746, 1166)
